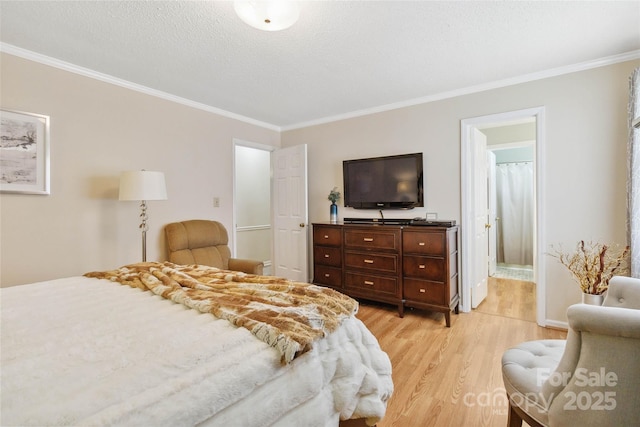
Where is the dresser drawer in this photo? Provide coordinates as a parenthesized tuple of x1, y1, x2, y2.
(344, 251, 398, 274)
(344, 229, 400, 251)
(313, 246, 342, 267)
(403, 255, 446, 281)
(313, 226, 343, 247)
(345, 272, 397, 294)
(403, 278, 445, 305)
(403, 230, 445, 255)
(313, 265, 343, 287)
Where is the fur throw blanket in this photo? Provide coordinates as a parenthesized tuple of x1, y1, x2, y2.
(85, 262, 357, 363)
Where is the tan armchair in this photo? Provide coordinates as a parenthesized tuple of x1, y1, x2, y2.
(501, 276, 640, 426)
(165, 219, 264, 275)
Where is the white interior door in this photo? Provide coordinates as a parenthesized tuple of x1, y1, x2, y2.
(272, 144, 308, 282)
(487, 150, 497, 277)
(471, 128, 489, 308)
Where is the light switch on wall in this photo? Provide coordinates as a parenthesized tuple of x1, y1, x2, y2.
(213, 197, 220, 208)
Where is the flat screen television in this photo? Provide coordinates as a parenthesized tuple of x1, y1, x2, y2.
(343, 152, 423, 209)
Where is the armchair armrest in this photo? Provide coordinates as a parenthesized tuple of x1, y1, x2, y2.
(229, 258, 264, 275)
(567, 303, 640, 339)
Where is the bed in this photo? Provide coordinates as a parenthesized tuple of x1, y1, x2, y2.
(1, 262, 393, 427)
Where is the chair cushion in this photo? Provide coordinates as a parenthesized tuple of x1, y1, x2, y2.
(502, 339, 565, 426)
(165, 220, 231, 269)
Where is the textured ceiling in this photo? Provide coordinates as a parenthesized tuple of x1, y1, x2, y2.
(1, 1, 639, 130)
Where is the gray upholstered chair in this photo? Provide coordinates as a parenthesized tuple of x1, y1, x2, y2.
(501, 275, 640, 427)
(165, 219, 264, 275)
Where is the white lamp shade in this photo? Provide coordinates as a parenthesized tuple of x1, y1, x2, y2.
(119, 170, 167, 201)
(234, 1, 300, 31)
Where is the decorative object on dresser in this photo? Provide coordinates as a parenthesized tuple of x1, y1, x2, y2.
(119, 170, 168, 262)
(328, 186, 341, 224)
(313, 222, 460, 326)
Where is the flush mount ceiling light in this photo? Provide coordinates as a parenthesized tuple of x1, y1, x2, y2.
(234, 1, 300, 31)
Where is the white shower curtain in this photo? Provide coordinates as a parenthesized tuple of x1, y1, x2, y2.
(496, 162, 534, 266)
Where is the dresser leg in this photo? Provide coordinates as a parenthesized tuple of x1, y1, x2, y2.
(445, 311, 451, 327)
(398, 303, 404, 318)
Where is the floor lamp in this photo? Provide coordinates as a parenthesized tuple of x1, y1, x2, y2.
(119, 170, 167, 262)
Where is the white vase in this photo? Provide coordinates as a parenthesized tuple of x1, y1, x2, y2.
(582, 293, 604, 305)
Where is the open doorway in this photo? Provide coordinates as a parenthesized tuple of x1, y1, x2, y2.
(233, 141, 309, 280)
(460, 107, 546, 326)
(482, 123, 536, 322)
(233, 140, 274, 275)
(485, 123, 535, 281)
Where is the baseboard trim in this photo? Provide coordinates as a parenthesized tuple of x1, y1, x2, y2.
(544, 319, 569, 331)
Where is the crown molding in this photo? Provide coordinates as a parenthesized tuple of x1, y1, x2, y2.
(3, 42, 638, 133)
(281, 50, 640, 131)
(0, 43, 281, 132)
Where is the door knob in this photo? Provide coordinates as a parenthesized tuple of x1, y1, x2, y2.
(485, 223, 491, 229)
(299, 223, 305, 228)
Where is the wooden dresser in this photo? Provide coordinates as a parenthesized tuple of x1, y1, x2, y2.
(343, 225, 403, 315)
(402, 227, 459, 326)
(312, 222, 459, 326)
(312, 224, 343, 289)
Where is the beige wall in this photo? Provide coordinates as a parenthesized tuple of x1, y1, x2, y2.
(2, 50, 637, 325)
(483, 122, 536, 146)
(0, 53, 280, 287)
(282, 60, 639, 325)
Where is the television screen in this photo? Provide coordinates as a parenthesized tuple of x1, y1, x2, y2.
(343, 152, 423, 209)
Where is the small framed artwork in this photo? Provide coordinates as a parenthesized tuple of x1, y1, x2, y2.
(0, 109, 50, 195)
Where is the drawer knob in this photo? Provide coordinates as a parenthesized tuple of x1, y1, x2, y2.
(324, 254, 330, 258)
(363, 237, 374, 242)
(419, 265, 426, 269)
(364, 259, 374, 264)
(324, 273, 330, 278)
(419, 242, 425, 246)
(364, 280, 374, 286)
(323, 235, 329, 239)
(419, 288, 426, 293)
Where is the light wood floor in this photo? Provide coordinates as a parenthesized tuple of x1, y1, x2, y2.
(354, 280, 565, 427)
(476, 277, 537, 322)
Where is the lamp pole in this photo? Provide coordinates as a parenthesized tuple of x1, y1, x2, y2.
(139, 199, 149, 262)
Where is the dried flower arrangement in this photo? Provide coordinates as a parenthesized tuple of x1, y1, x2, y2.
(328, 187, 341, 204)
(549, 240, 630, 295)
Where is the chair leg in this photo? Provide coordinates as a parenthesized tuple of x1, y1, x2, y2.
(507, 400, 545, 427)
(507, 403, 523, 427)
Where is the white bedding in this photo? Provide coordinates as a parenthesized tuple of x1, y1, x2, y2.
(0, 276, 393, 426)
